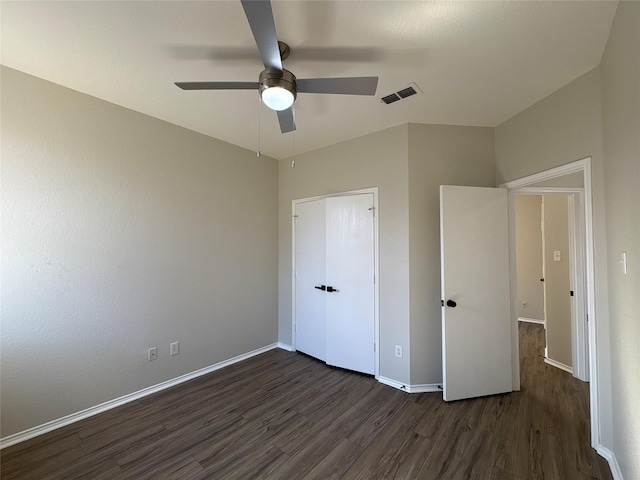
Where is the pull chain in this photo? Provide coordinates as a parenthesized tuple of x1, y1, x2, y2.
(257, 95, 262, 157)
(291, 119, 296, 167)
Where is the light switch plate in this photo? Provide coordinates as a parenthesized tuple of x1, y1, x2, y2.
(553, 251, 561, 262)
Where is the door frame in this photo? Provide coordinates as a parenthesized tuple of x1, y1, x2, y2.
(291, 187, 380, 378)
(502, 157, 599, 448)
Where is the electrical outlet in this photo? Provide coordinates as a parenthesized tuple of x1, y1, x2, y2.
(395, 345, 403, 358)
(170, 341, 179, 356)
(148, 347, 157, 361)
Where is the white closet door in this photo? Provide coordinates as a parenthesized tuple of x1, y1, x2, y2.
(294, 199, 327, 361)
(325, 194, 375, 375)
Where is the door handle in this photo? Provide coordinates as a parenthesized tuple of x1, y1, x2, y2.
(314, 285, 326, 291)
(446, 299, 457, 308)
(326, 286, 339, 293)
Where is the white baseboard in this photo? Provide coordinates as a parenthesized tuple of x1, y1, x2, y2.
(277, 342, 294, 352)
(544, 357, 573, 374)
(0, 343, 279, 450)
(406, 383, 442, 393)
(378, 376, 441, 394)
(378, 376, 409, 391)
(596, 445, 624, 480)
(518, 317, 545, 325)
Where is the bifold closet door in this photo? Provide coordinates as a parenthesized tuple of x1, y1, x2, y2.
(294, 193, 375, 375)
(294, 199, 327, 361)
(325, 194, 375, 375)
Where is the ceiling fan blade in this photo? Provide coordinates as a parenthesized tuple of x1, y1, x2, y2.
(297, 77, 379, 95)
(277, 108, 296, 133)
(241, 0, 282, 72)
(175, 81, 258, 90)
(290, 47, 383, 63)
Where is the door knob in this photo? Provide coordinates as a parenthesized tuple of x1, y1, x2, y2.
(326, 286, 339, 293)
(314, 285, 326, 291)
(446, 299, 457, 308)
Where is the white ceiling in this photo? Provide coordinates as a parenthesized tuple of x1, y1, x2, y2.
(1, 1, 617, 159)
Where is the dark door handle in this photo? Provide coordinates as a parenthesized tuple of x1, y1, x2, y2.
(326, 286, 339, 293)
(314, 285, 326, 291)
(446, 299, 457, 308)
(540, 278, 545, 282)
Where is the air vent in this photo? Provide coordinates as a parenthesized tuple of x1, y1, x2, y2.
(397, 87, 417, 98)
(381, 93, 401, 104)
(380, 83, 422, 105)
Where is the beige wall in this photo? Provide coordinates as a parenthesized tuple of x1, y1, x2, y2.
(515, 195, 544, 320)
(542, 195, 572, 368)
(495, 68, 613, 446)
(0, 67, 279, 437)
(407, 124, 495, 385)
(278, 125, 411, 383)
(600, 1, 640, 477)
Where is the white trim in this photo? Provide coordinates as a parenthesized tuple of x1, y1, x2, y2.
(583, 158, 599, 448)
(406, 384, 442, 393)
(500, 159, 589, 190)
(544, 357, 573, 374)
(291, 187, 380, 379)
(277, 342, 294, 352)
(518, 317, 545, 324)
(0, 343, 279, 450)
(596, 446, 624, 480)
(377, 377, 441, 394)
(377, 376, 409, 391)
(503, 157, 600, 449)
(516, 187, 584, 195)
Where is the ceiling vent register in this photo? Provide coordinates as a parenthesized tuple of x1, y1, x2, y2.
(381, 83, 422, 105)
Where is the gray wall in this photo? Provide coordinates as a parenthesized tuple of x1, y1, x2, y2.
(0, 67, 279, 437)
(600, 1, 640, 477)
(495, 67, 613, 447)
(515, 195, 544, 320)
(407, 124, 495, 385)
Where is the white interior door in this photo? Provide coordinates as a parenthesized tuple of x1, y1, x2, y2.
(325, 194, 375, 375)
(294, 199, 327, 361)
(440, 185, 512, 401)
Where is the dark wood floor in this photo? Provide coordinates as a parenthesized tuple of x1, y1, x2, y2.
(1, 323, 613, 479)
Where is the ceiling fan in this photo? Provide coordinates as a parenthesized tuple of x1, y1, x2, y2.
(175, 0, 379, 134)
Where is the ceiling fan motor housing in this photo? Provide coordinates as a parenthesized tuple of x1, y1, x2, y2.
(259, 69, 297, 109)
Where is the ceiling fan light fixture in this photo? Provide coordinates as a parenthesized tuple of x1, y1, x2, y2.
(262, 86, 295, 111)
(259, 69, 297, 111)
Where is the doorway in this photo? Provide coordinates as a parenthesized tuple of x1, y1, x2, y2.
(503, 157, 599, 448)
(514, 192, 589, 381)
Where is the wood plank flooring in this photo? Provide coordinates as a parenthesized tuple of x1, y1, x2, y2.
(1, 323, 613, 479)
